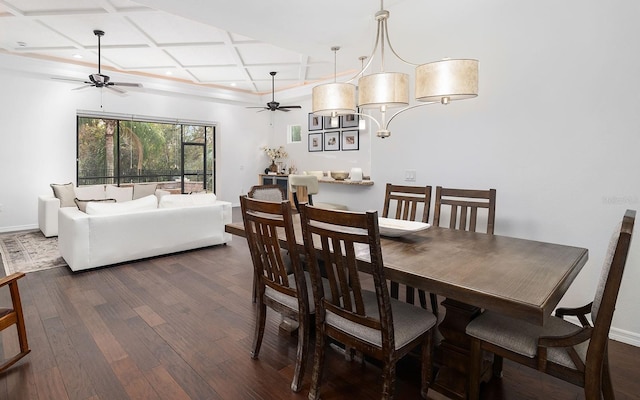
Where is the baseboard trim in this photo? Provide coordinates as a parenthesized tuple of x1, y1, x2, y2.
(0, 224, 38, 234)
(610, 327, 640, 347)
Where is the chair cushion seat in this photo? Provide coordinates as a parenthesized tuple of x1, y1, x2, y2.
(466, 311, 589, 369)
(326, 290, 436, 350)
(265, 272, 330, 314)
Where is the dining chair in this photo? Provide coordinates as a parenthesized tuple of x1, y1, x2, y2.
(299, 205, 437, 400)
(247, 184, 286, 202)
(289, 174, 347, 212)
(239, 195, 312, 392)
(381, 184, 437, 315)
(0, 272, 30, 373)
(466, 209, 636, 400)
(433, 186, 497, 234)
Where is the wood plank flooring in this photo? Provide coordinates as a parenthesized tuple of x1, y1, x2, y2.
(0, 224, 639, 399)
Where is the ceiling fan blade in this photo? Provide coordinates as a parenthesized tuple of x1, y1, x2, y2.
(72, 84, 94, 91)
(279, 106, 302, 109)
(113, 82, 143, 87)
(106, 85, 127, 94)
(51, 77, 86, 83)
(277, 108, 291, 112)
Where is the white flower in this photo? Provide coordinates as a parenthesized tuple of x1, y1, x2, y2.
(261, 146, 288, 161)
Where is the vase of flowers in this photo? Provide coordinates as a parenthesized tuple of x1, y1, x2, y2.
(262, 146, 288, 173)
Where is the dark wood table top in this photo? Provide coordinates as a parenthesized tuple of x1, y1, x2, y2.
(225, 218, 588, 326)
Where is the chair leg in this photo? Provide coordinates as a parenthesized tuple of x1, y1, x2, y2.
(381, 359, 398, 400)
(250, 301, 267, 359)
(467, 338, 482, 400)
(420, 330, 433, 399)
(291, 312, 309, 392)
(251, 273, 258, 303)
(602, 352, 615, 400)
(308, 324, 326, 400)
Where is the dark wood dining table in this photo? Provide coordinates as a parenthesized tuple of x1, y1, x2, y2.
(225, 216, 588, 399)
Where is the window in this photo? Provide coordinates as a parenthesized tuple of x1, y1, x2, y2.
(77, 114, 216, 194)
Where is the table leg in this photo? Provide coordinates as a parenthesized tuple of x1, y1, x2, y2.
(429, 298, 491, 400)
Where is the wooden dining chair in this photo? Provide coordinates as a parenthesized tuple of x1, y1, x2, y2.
(0, 272, 30, 373)
(299, 205, 437, 400)
(466, 209, 636, 400)
(247, 184, 286, 202)
(239, 195, 311, 392)
(382, 184, 437, 314)
(433, 186, 497, 234)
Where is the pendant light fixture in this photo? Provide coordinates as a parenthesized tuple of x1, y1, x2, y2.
(311, 46, 356, 118)
(311, 0, 479, 139)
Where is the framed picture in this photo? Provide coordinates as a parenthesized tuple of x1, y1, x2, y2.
(308, 113, 323, 131)
(288, 124, 302, 143)
(342, 130, 359, 151)
(324, 131, 340, 151)
(341, 113, 359, 128)
(323, 116, 340, 130)
(308, 132, 323, 152)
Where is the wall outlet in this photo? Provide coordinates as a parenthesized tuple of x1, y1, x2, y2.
(404, 170, 416, 182)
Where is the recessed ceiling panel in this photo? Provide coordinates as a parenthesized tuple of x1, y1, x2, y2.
(189, 66, 247, 83)
(102, 47, 174, 69)
(128, 13, 228, 44)
(165, 45, 234, 67)
(236, 43, 301, 65)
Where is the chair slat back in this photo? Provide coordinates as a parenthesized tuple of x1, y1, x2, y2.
(300, 206, 390, 333)
(588, 209, 635, 360)
(240, 196, 305, 299)
(382, 183, 432, 223)
(433, 186, 496, 234)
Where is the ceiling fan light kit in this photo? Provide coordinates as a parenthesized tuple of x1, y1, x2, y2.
(311, 1, 479, 138)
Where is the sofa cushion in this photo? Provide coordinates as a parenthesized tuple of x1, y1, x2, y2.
(50, 183, 75, 208)
(75, 185, 106, 200)
(158, 193, 217, 208)
(86, 194, 157, 215)
(105, 185, 133, 203)
(74, 198, 116, 213)
(133, 183, 158, 200)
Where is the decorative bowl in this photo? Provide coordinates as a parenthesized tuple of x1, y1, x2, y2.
(330, 171, 349, 180)
(378, 217, 431, 237)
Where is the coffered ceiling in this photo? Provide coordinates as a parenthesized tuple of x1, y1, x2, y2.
(0, 0, 447, 104)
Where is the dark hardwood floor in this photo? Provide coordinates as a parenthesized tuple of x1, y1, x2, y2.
(1, 222, 639, 399)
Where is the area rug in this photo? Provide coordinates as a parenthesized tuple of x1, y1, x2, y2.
(0, 230, 67, 275)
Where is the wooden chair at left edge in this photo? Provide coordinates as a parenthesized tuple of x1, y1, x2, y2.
(0, 272, 30, 372)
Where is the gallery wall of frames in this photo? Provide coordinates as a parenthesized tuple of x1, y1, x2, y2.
(308, 113, 359, 152)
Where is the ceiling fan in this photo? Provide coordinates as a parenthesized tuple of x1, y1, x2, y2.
(56, 30, 142, 94)
(248, 71, 301, 112)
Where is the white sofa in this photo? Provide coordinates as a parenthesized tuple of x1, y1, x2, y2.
(38, 183, 166, 237)
(58, 194, 232, 271)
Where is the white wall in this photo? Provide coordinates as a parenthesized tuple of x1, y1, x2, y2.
(0, 69, 269, 231)
(0, 0, 638, 345)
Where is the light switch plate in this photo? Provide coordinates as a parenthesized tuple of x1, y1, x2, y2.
(404, 170, 416, 182)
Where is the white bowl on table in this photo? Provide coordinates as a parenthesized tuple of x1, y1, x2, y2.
(378, 217, 431, 237)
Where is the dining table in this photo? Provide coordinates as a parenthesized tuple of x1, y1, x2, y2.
(225, 215, 589, 399)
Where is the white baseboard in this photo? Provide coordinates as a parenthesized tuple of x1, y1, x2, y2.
(610, 327, 640, 347)
(0, 224, 38, 234)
